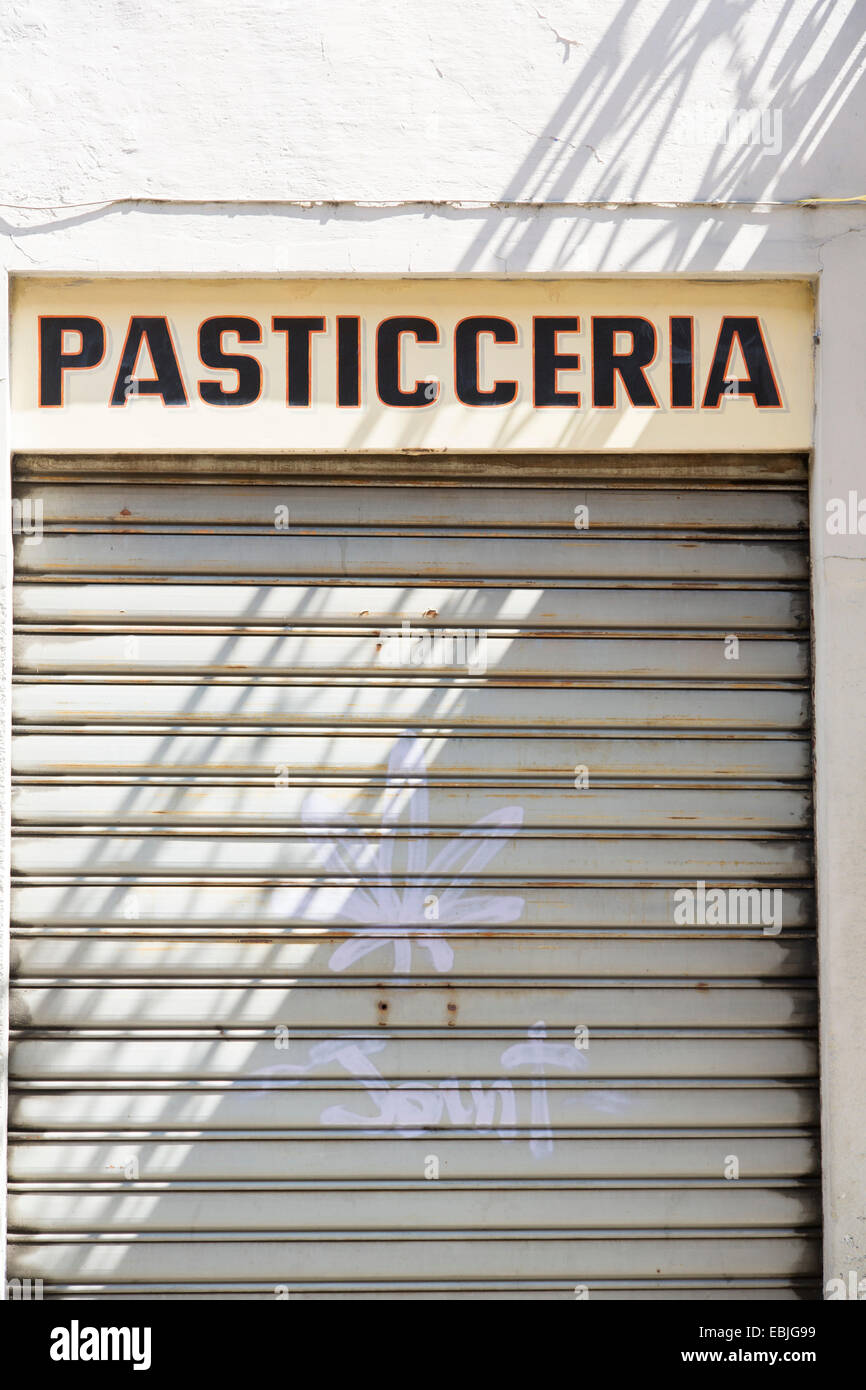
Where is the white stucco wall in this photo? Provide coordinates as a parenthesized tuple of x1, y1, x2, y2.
(1, 0, 864, 205)
(1, 0, 865, 1296)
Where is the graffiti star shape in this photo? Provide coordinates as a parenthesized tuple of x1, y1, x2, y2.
(301, 734, 525, 975)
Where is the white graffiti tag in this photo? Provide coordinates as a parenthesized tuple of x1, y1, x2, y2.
(246, 1022, 588, 1156)
(500, 1020, 589, 1157)
(301, 735, 525, 976)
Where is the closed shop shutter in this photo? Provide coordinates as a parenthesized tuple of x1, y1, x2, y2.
(7, 452, 819, 1300)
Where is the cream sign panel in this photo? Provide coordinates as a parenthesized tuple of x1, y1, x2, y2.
(11, 277, 813, 452)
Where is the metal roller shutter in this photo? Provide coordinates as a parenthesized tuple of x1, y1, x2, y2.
(7, 453, 819, 1300)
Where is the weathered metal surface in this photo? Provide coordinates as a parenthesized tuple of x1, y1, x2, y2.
(7, 1181, 821, 1232)
(15, 532, 808, 580)
(9, 983, 817, 1029)
(10, 783, 812, 830)
(11, 683, 811, 730)
(8, 933, 818, 980)
(0, 1285, 815, 1300)
(12, 451, 812, 482)
(14, 582, 810, 631)
(8, 882, 815, 927)
(16, 482, 809, 530)
(7, 1232, 821, 1283)
(8, 1083, 819, 1131)
(8, 1033, 818, 1081)
(9, 834, 812, 879)
(11, 733, 811, 778)
(8, 1135, 818, 1183)
(14, 632, 810, 679)
(10, 1284, 813, 1300)
(7, 465, 819, 1297)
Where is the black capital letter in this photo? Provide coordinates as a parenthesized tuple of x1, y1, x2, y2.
(110, 317, 188, 407)
(455, 317, 517, 406)
(272, 317, 326, 406)
(376, 317, 439, 407)
(39, 317, 104, 406)
(592, 318, 659, 408)
(533, 318, 580, 407)
(670, 317, 694, 409)
(337, 316, 361, 408)
(702, 318, 782, 408)
(198, 317, 262, 406)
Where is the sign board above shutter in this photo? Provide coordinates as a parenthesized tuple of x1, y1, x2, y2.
(11, 277, 813, 453)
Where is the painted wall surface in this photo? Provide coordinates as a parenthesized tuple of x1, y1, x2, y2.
(1, 0, 866, 1297)
(0, 0, 863, 205)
